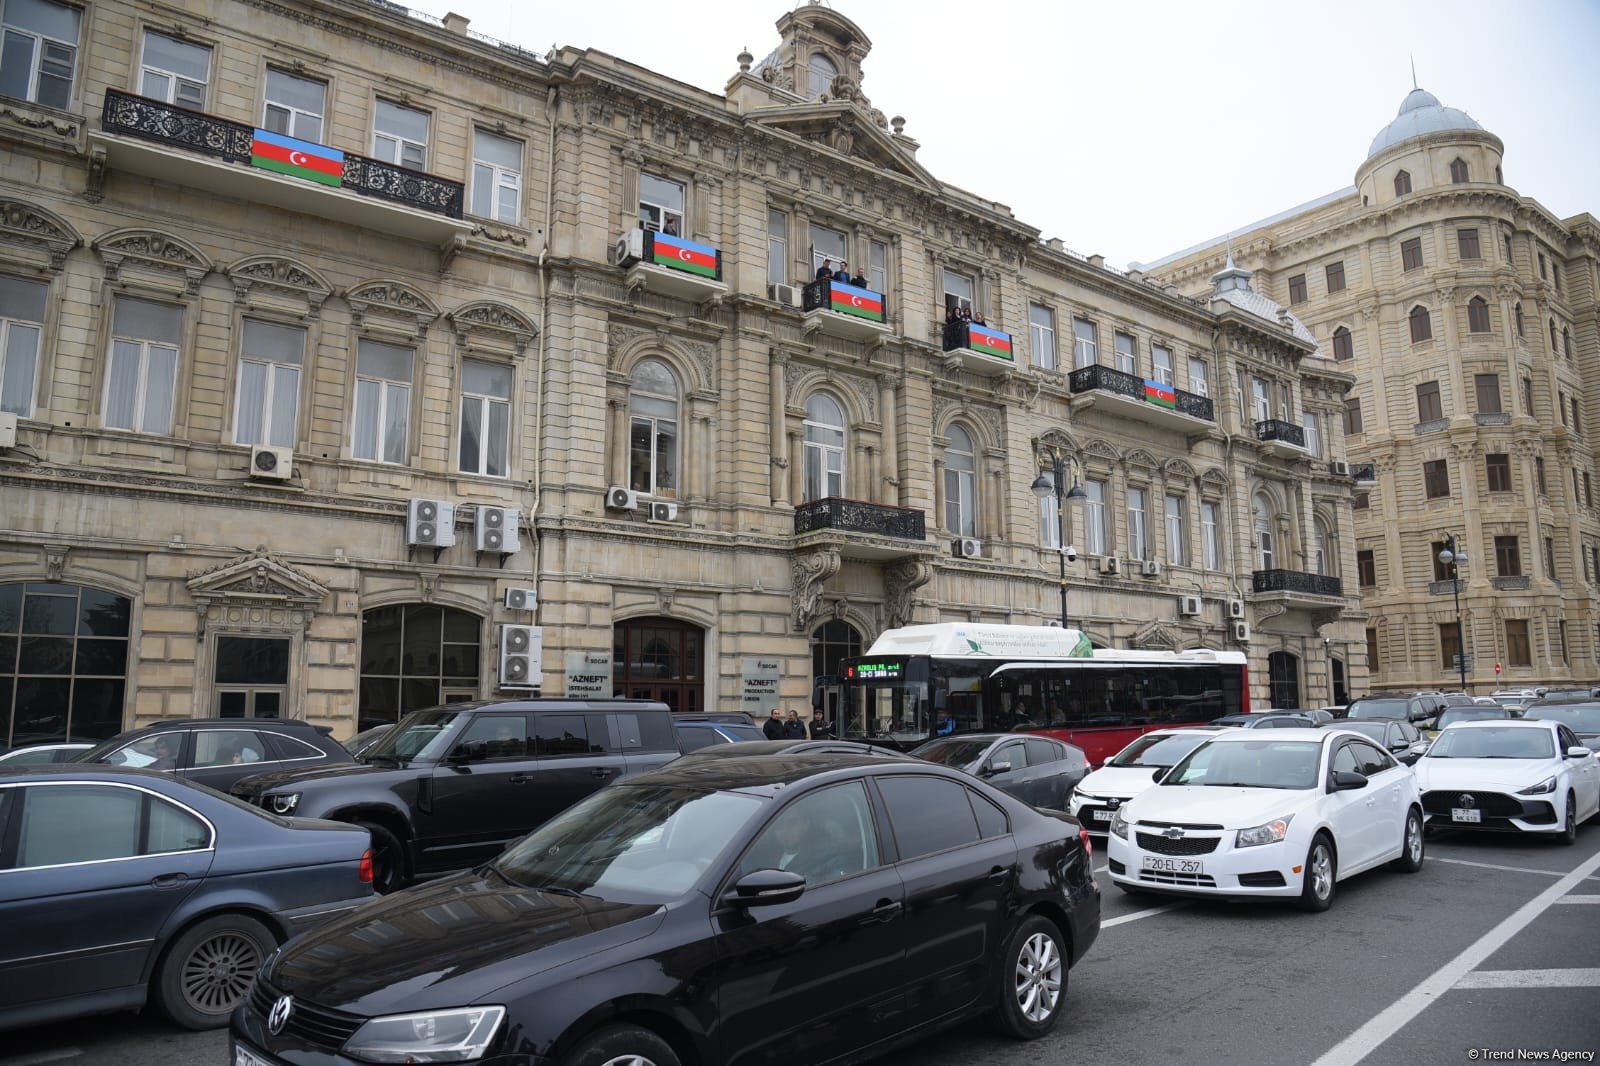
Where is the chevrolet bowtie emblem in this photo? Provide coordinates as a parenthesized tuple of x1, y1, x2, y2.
(1161, 827, 1184, 839)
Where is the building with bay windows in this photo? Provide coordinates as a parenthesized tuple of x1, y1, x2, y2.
(0, 0, 1363, 745)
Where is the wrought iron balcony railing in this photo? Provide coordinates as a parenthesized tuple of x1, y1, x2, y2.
(1068, 364, 1214, 421)
(803, 279, 887, 324)
(942, 319, 1015, 362)
(1252, 569, 1342, 597)
(1255, 419, 1306, 447)
(794, 497, 925, 540)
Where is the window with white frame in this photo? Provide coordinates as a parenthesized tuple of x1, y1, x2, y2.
(1151, 344, 1173, 386)
(372, 99, 428, 170)
(1313, 517, 1331, 576)
(233, 319, 304, 448)
(1302, 411, 1321, 457)
(1201, 501, 1220, 570)
(809, 222, 846, 277)
(139, 30, 208, 108)
(943, 425, 977, 536)
(1114, 332, 1136, 376)
(1187, 356, 1209, 396)
(628, 359, 678, 496)
(803, 393, 845, 501)
(766, 207, 787, 287)
(103, 295, 180, 435)
(459, 359, 510, 478)
(1127, 487, 1149, 560)
(1028, 303, 1055, 371)
(1164, 495, 1185, 566)
(262, 67, 325, 142)
(1084, 479, 1106, 555)
(351, 338, 412, 464)
(1250, 376, 1271, 423)
(638, 173, 684, 236)
(0, 0, 78, 108)
(868, 240, 887, 294)
(1253, 494, 1275, 570)
(1038, 465, 1062, 550)
(942, 269, 974, 316)
(470, 129, 521, 223)
(1073, 318, 1096, 369)
(0, 275, 45, 418)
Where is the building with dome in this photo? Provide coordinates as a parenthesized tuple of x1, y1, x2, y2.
(1143, 87, 1600, 693)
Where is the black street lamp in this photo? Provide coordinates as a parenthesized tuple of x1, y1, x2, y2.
(1438, 534, 1468, 691)
(1031, 446, 1088, 630)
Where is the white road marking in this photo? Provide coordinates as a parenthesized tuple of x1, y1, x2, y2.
(1554, 894, 1600, 904)
(1454, 968, 1600, 989)
(1308, 847, 1600, 1066)
(0, 1050, 84, 1065)
(1101, 902, 1186, 927)
(1431, 856, 1600, 881)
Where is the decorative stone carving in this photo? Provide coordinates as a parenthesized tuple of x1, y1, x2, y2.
(44, 545, 68, 582)
(187, 548, 328, 636)
(226, 254, 333, 315)
(1133, 622, 1178, 650)
(93, 228, 213, 295)
(0, 197, 81, 271)
(792, 547, 841, 632)
(448, 301, 538, 357)
(345, 279, 440, 336)
(884, 559, 933, 630)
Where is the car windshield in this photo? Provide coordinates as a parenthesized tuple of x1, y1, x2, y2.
(909, 738, 992, 769)
(1109, 733, 1209, 768)
(1347, 699, 1407, 719)
(492, 784, 764, 904)
(1338, 722, 1389, 744)
(1164, 739, 1323, 790)
(1521, 704, 1600, 735)
(1436, 707, 1506, 730)
(360, 709, 462, 763)
(1425, 727, 1555, 760)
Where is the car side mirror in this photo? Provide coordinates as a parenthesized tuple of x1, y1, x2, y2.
(1151, 767, 1167, 783)
(1329, 769, 1368, 791)
(723, 869, 806, 908)
(1567, 745, 1593, 760)
(983, 760, 1011, 776)
(448, 741, 488, 765)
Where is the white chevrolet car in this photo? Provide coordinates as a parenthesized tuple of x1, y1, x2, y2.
(1107, 728, 1423, 911)
(1413, 719, 1600, 845)
(1069, 728, 1227, 833)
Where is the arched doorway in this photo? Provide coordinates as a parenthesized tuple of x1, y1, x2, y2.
(613, 617, 703, 712)
(810, 620, 861, 719)
(1331, 658, 1348, 706)
(1268, 650, 1301, 709)
(0, 582, 131, 743)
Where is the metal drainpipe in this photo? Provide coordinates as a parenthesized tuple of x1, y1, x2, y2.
(530, 83, 557, 626)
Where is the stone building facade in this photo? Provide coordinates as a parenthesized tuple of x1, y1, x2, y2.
(0, 0, 1363, 744)
(1143, 89, 1600, 693)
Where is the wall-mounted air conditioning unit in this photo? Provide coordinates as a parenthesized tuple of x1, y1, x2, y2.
(648, 501, 679, 522)
(1180, 595, 1202, 617)
(1100, 556, 1122, 576)
(249, 445, 293, 481)
(475, 506, 520, 554)
(1227, 598, 1245, 619)
(1330, 461, 1351, 477)
(406, 499, 455, 547)
(1231, 620, 1251, 643)
(504, 587, 537, 611)
(498, 624, 541, 689)
(953, 537, 982, 559)
(1141, 560, 1162, 577)
(605, 486, 640, 511)
(614, 229, 645, 267)
(769, 283, 802, 308)
(0, 411, 16, 449)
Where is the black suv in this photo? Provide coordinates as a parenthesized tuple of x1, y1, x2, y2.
(231, 699, 679, 892)
(76, 717, 352, 793)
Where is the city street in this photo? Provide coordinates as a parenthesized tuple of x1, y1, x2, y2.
(4, 824, 1597, 1066)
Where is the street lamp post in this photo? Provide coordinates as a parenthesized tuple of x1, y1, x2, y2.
(1438, 534, 1468, 691)
(1030, 447, 1088, 630)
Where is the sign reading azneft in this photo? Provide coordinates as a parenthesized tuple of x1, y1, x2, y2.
(740, 658, 781, 714)
(865, 623, 1093, 659)
(564, 650, 612, 699)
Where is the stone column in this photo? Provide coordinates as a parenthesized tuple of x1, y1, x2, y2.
(932, 458, 946, 532)
(608, 398, 628, 488)
(770, 352, 788, 505)
(878, 374, 899, 505)
(789, 429, 804, 504)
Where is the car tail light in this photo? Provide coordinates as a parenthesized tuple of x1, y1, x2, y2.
(359, 848, 374, 884)
(1078, 827, 1093, 859)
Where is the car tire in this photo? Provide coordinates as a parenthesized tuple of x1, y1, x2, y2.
(358, 821, 407, 894)
(153, 913, 276, 1030)
(1556, 794, 1577, 847)
(1296, 834, 1336, 912)
(561, 1023, 681, 1066)
(987, 913, 1068, 1040)
(1391, 807, 1425, 873)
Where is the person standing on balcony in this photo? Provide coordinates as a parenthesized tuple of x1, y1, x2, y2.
(832, 260, 851, 283)
(816, 259, 835, 281)
(849, 269, 867, 288)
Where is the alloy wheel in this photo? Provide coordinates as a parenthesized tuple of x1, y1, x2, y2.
(180, 931, 263, 1015)
(1013, 930, 1062, 1023)
(1406, 814, 1423, 863)
(1309, 843, 1333, 902)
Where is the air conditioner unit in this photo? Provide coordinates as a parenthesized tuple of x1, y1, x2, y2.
(605, 486, 640, 511)
(768, 283, 802, 308)
(614, 229, 645, 267)
(1227, 598, 1246, 619)
(1330, 460, 1351, 477)
(406, 499, 455, 547)
(249, 445, 293, 481)
(1231, 620, 1251, 643)
(1141, 560, 1162, 577)
(1180, 595, 1202, 617)
(648, 501, 679, 523)
(475, 506, 520, 554)
(498, 624, 541, 689)
(953, 537, 982, 559)
(0, 411, 17, 449)
(504, 587, 538, 611)
(1100, 556, 1121, 576)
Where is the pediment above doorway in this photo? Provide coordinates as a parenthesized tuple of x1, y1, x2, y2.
(186, 549, 328, 634)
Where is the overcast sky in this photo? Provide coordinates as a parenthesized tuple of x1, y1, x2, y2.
(408, 0, 1600, 269)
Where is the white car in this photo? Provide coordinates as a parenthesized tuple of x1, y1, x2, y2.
(1107, 728, 1423, 911)
(1068, 728, 1227, 833)
(1412, 719, 1600, 845)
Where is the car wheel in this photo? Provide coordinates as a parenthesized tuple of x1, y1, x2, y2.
(1556, 794, 1577, 847)
(987, 913, 1067, 1039)
(1391, 808, 1425, 873)
(358, 821, 407, 894)
(1296, 834, 1336, 913)
(561, 1023, 681, 1066)
(153, 913, 276, 1030)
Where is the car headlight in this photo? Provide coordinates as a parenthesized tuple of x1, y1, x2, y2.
(1109, 808, 1129, 840)
(343, 1006, 505, 1063)
(266, 793, 301, 815)
(1516, 777, 1556, 796)
(1235, 814, 1294, 849)
(1072, 788, 1099, 802)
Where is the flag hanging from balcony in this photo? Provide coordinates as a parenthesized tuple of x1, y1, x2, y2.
(966, 323, 1014, 360)
(828, 280, 885, 322)
(1143, 379, 1176, 408)
(250, 129, 344, 187)
(649, 231, 719, 278)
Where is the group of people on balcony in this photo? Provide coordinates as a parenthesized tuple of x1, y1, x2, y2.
(816, 259, 868, 288)
(944, 303, 988, 327)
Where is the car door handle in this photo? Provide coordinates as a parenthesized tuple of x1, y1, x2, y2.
(866, 899, 902, 923)
(590, 767, 617, 778)
(151, 873, 189, 889)
(988, 865, 1012, 884)
(508, 774, 529, 785)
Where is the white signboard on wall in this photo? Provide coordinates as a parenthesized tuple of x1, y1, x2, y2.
(740, 657, 781, 715)
(565, 650, 612, 699)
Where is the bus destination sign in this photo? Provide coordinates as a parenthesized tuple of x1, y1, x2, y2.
(850, 661, 903, 681)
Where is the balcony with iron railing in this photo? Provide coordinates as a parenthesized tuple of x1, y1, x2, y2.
(1067, 364, 1215, 431)
(1251, 568, 1343, 601)
(614, 227, 726, 303)
(801, 279, 892, 342)
(92, 89, 470, 243)
(794, 497, 928, 560)
(1255, 419, 1306, 458)
(941, 320, 1016, 375)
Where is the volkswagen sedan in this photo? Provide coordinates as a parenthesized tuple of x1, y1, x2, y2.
(1413, 719, 1600, 844)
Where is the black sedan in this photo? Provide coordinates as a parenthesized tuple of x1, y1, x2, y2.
(0, 766, 372, 1033)
(232, 755, 1100, 1066)
(77, 717, 353, 793)
(912, 733, 1088, 809)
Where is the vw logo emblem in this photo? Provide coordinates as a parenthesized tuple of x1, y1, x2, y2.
(267, 995, 293, 1035)
(1161, 827, 1185, 840)
(1457, 793, 1477, 809)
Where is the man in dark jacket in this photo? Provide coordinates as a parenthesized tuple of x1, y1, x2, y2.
(808, 709, 832, 739)
(763, 708, 786, 740)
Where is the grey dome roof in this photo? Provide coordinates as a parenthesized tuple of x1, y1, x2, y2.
(1368, 88, 1484, 158)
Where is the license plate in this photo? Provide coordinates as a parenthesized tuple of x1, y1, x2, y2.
(1141, 855, 1203, 874)
(1091, 809, 1113, 822)
(234, 1044, 275, 1066)
(1451, 808, 1482, 823)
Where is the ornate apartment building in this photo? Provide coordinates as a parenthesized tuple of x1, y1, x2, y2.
(1144, 88, 1600, 692)
(0, 0, 1365, 744)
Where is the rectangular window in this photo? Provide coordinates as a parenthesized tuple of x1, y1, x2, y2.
(1084, 479, 1106, 555)
(1302, 411, 1321, 457)
(1187, 356, 1208, 396)
(1325, 261, 1345, 293)
(471, 130, 522, 223)
(263, 67, 325, 142)
(1538, 252, 1548, 280)
(1431, 539, 1455, 583)
(1287, 274, 1306, 304)
(1028, 303, 1056, 371)
(0, 0, 79, 108)
(1151, 344, 1173, 386)
(1353, 491, 1370, 510)
(1504, 619, 1531, 668)
(1545, 537, 1557, 581)
(1113, 332, 1136, 376)
(103, 295, 181, 434)
(766, 207, 787, 287)
(1504, 234, 1514, 262)
(1522, 377, 1535, 416)
(1558, 620, 1568, 665)
(233, 319, 304, 448)
(139, 30, 208, 108)
(1250, 376, 1271, 423)
(1439, 622, 1461, 673)
(1587, 471, 1594, 508)
(1164, 495, 1185, 566)
(1038, 469, 1061, 550)
(1416, 381, 1443, 423)
(1126, 486, 1148, 561)
(1495, 535, 1521, 577)
(1343, 397, 1363, 436)
(1559, 391, 1568, 426)
(941, 269, 974, 316)
(1573, 398, 1583, 436)
(1401, 237, 1423, 271)
(1332, 328, 1353, 361)
(372, 99, 428, 170)
(1201, 501, 1220, 570)
(458, 359, 510, 478)
(0, 275, 46, 417)
(1535, 456, 1547, 494)
(1485, 453, 1512, 493)
(1475, 374, 1501, 414)
(1358, 549, 1376, 588)
(1365, 628, 1380, 676)
(809, 222, 846, 278)
(1467, 298, 1491, 333)
(1457, 228, 1480, 260)
(638, 172, 684, 236)
(1072, 318, 1096, 369)
(1423, 459, 1450, 499)
(351, 338, 412, 464)
(868, 239, 887, 295)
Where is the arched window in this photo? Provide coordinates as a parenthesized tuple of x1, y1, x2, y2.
(807, 53, 837, 99)
(1449, 158, 1469, 183)
(1467, 296, 1490, 333)
(1409, 305, 1432, 343)
(1, 583, 131, 743)
(359, 604, 482, 727)
(1549, 319, 1559, 351)
(614, 617, 703, 712)
(803, 393, 846, 501)
(1331, 326, 1353, 361)
(1253, 494, 1275, 571)
(1564, 327, 1572, 358)
(811, 620, 861, 689)
(628, 359, 679, 497)
(1394, 170, 1412, 196)
(1313, 516, 1333, 576)
(943, 424, 978, 536)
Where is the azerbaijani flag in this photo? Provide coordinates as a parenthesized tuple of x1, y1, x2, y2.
(1143, 379, 1177, 408)
(650, 232, 719, 278)
(828, 280, 885, 322)
(966, 323, 1014, 360)
(250, 129, 343, 187)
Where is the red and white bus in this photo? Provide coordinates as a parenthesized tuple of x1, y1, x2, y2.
(837, 623, 1249, 765)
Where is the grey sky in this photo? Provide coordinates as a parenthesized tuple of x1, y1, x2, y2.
(408, 0, 1600, 269)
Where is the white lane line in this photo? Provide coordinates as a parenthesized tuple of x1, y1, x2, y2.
(1308, 846, 1600, 1066)
(1431, 856, 1600, 881)
(1554, 894, 1600, 904)
(1454, 968, 1600, 989)
(0, 1050, 84, 1065)
(1101, 902, 1186, 927)
(1095, 863, 1108, 874)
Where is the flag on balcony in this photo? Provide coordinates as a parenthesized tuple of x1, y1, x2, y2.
(828, 280, 885, 322)
(1143, 379, 1176, 408)
(650, 232, 719, 278)
(250, 129, 344, 187)
(966, 323, 1014, 360)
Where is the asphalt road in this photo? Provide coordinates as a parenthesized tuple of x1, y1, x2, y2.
(5, 822, 1598, 1066)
